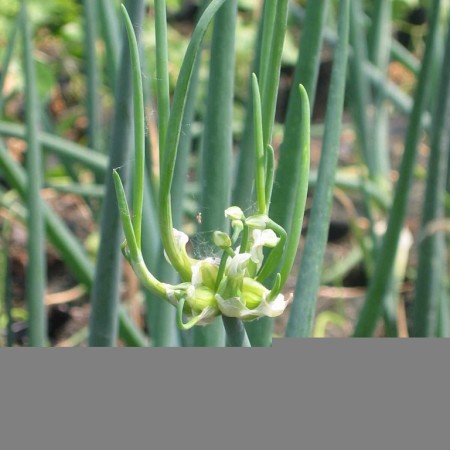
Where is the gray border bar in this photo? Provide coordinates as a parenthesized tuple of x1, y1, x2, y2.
(1, 342, 449, 450)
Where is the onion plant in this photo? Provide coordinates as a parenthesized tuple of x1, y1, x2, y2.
(1, 0, 449, 346)
(113, 1, 311, 347)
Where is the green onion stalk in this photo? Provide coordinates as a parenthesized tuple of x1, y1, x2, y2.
(113, 3, 311, 344)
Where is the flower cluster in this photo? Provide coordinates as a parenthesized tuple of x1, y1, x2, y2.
(114, 6, 308, 333)
(155, 206, 289, 329)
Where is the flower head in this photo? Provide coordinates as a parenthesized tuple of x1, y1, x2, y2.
(249, 228, 280, 266)
(216, 276, 288, 321)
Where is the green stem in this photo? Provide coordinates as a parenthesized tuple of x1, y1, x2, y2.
(270, 0, 328, 238)
(97, 0, 120, 87)
(264, 145, 275, 208)
(22, 1, 47, 346)
(260, 0, 289, 149)
(252, 74, 266, 215)
(258, 0, 277, 95)
(82, 0, 101, 153)
(246, 0, 328, 349)
(154, 0, 171, 159)
(348, 0, 372, 174)
(121, 5, 145, 248)
(413, 14, 450, 337)
(89, 0, 146, 347)
(222, 316, 251, 347)
(285, 0, 350, 339)
(232, 3, 264, 210)
(278, 85, 310, 289)
(354, 0, 442, 337)
(368, 0, 392, 184)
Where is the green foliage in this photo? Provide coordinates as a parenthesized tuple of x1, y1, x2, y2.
(1, 0, 449, 346)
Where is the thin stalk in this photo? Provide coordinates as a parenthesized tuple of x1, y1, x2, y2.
(348, 0, 373, 175)
(0, 121, 106, 175)
(154, 0, 171, 159)
(368, 0, 392, 184)
(0, 6, 23, 115)
(159, 0, 227, 282)
(246, 0, 327, 344)
(258, 0, 278, 95)
(428, 21, 445, 117)
(89, 0, 146, 347)
(240, 0, 289, 347)
(22, 1, 47, 346)
(97, 0, 120, 86)
(194, 0, 237, 347)
(232, 3, 264, 210)
(117, 305, 148, 346)
(270, 0, 328, 236)
(121, 5, 145, 247)
(413, 14, 450, 337)
(250, 0, 327, 342)
(222, 316, 251, 347)
(278, 85, 310, 289)
(264, 144, 275, 206)
(0, 140, 146, 346)
(82, 0, 101, 153)
(369, 0, 392, 66)
(145, 254, 179, 347)
(366, 0, 393, 332)
(252, 74, 267, 214)
(285, 0, 350, 339)
(143, 186, 178, 346)
(260, 0, 289, 149)
(354, 0, 442, 337)
(171, 1, 209, 345)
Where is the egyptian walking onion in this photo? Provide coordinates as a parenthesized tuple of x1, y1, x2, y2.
(113, 4, 310, 331)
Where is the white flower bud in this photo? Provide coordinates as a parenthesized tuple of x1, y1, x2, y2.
(213, 231, 232, 249)
(225, 206, 245, 221)
(245, 214, 269, 229)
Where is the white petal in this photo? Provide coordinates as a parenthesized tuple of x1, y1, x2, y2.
(189, 306, 219, 326)
(224, 206, 244, 221)
(172, 228, 189, 250)
(250, 245, 264, 264)
(226, 253, 251, 277)
(191, 258, 220, 287)
(191, 261, 203, 286)
(215, 295, 258, 319)
(257, 293, 289, 317)
(215, 292, 288, 321)
(260, 229, 279, 247)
